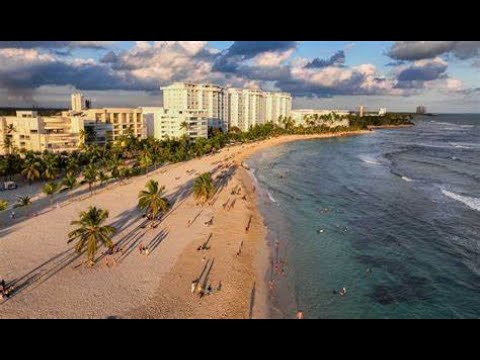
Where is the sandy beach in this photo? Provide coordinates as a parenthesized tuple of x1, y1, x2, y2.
(0, 130, 368, 319)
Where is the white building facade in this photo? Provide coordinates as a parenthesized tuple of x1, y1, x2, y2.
(142, 107, 209, 140)
(162, 82, 292, 133)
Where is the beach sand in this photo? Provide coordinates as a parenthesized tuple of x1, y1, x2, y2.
(0, 130, 368, 319)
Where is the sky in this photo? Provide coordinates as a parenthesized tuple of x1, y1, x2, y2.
(0, 41, 479, 113)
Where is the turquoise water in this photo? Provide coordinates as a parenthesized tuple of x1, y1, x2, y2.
(247, 115, 480, 319)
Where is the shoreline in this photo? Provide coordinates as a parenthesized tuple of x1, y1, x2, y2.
(0, 129, 372, 319)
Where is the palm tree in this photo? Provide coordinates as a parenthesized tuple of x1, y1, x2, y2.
(108, 156, 122, 180)
(83, 163, 98, 195)
(42, 153, 59, 181)
(0, 199, 8, 212)
(21, 157, 42, 185)
(42, 182, 60, 205)
(98, 171, 109, 186)
(138, 180, 170, 228)
(2, 124, 16, 155)
(67, 206, 116, 266)
(193, 172, 215, 204)
(138, 150, 152, 175)
(62, 172, 77, 192)
(14, 195, 31, 209)
(180, 121, 189, 133)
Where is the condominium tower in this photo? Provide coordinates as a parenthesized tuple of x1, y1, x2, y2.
(162, 82, 292, 133)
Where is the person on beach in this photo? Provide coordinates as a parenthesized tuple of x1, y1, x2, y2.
(191, 280, 198, 294)
(10, 210, 15, 219)
(339, 287, 347, 296)
(0, 278, 6, 298)
(296, 311, 304, 319)
(217, 281, 222, 292)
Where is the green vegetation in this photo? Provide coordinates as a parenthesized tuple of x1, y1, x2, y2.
(0, 199, 8, 212)
(14, 195, 31, 209)
(138, 180, 170, 228)
(193, 172, 215, 204)
(349, 113, 414, 129)
(0, 113, 413, 205)
(42, 182, 60, 204)
(67, 206, 116, 266)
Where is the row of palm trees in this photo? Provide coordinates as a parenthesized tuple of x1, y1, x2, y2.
(1, 115, 413, 213)
(68, 173, 215, 266)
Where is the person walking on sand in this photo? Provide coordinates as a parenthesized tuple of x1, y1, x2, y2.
(191, 280, 198, 294)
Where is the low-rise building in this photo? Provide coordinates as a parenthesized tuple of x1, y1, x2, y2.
(0, 111, 81, 154)
(83, 108, 145, 141)
(142, 107, 209, 140)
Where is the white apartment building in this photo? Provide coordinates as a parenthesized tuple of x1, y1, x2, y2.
(142, 107, 209, 140)
(161, 82, 293, 133)
(71, 93, 87, 112)
(226, 88, 266, 131)
(161, 82, 227, 130)
(265, 92, 292, 124)
(379, 108, 387, 116)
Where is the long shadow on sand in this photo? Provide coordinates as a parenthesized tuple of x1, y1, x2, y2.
(1, 247, 82, 305)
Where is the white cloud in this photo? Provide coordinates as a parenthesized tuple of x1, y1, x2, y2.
(254, 48, 295, 67)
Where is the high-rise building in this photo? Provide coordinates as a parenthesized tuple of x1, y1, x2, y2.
(378, 108, 387, 116)
(161, 82, 227, 130)
(162, 82, 292, 133)
(416, 106, 427, 114)
(71, 93, 87, 112)
(359, 105, 365, 117)
(265, 92, 292, 124)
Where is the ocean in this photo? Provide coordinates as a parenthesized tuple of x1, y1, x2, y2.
(246, 114, 480, 319)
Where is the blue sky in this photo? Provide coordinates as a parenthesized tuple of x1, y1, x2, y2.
(0, 41, 479, 112)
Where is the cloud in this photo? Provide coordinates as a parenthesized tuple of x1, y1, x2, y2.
(224, 41, 297, 59)
(394, 57, 448, 89)
(0, 48, 153, 98)
(304, 50, 346, 68)
(0, 41, 475, 107)
(387, 41, 480, 61)
(0, 41, 115, 50)
(213, 41, 297, 73)
(276, 62, 404, 97)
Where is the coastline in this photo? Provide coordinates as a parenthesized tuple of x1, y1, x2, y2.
(0, 129, 369, 319)
(124, 130, 371, 319)
(367, 124, 414, 129)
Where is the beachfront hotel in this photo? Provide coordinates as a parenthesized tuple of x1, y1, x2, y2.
(161, 82, 228, 130)
(142, 107, 214, 140)
(162, 82, 292, 133)
(81, 108, 145, 141)
(0, 111, 84, 154)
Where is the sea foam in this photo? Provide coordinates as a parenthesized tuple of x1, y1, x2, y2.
(267, 191, 277, 203)
(359, 155, 379, 165)
(441, 189, 480, 212)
